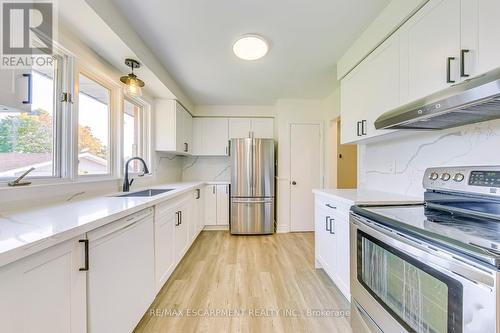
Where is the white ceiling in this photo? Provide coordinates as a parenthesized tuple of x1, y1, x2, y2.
(110, 0, 390, 105)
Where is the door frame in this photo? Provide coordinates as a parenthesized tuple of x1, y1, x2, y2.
(288, 122, 324, 232)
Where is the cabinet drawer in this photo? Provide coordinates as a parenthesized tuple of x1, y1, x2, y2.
(315, 195, 351, 217)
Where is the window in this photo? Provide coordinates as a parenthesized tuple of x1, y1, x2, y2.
(0, 60, 61, 179)
(123, 99, 144, 173)
(77, 74, 111, 176)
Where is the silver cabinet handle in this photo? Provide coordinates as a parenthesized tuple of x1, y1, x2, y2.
(329, 217, 335, 234)
(461, 49, 470, 78)
(78, 239, 89, 271)
(325, 216, 331, 231)
(447, 57, 456, 83)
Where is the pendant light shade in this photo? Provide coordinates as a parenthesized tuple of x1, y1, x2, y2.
(120, 59, 145, 97)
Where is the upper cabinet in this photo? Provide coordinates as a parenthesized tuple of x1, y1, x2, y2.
(341, 34, 400, 144)
(461, 0, 500, 77)
(340, 0, 500, 144)
(228, 118, 274, 139)
(192, 118, 229, 156)
(399, 0, 461, 104)
(155, 100, 193, 154)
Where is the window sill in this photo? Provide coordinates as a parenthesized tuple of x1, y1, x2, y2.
(0, 177, 122, 190)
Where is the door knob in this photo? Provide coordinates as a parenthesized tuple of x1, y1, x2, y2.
(291, 181, 297, 185)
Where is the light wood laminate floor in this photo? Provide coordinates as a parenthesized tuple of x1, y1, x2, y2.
(134, 231, 352, 333)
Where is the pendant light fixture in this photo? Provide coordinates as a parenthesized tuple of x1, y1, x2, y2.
(120, 58, 145, 97)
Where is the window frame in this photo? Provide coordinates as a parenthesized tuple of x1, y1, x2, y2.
(73, 63, 121, 180)
(0, 53, 66, 185)
(121, 96, 151, 177)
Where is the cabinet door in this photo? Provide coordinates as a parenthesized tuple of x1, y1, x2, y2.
(203, 118, 229, 155)
(0, 237, 87, 333)
(183, 109, 193, 154)
(362, 34, 400, 139)
(195, 188, 205, 233)
(251, 118, 274, 138)
(175, 200, 190, 260)
(314, 202, 331, 271)
(216, 184, 230, 225)
(175, 105, 185, 153)
(193, 118, 229, 156)
(204, 185, 218, 226)
(399, 0, 461, 103)
(461, 0, 500, 77)
(229, 118, 252, 138)
(154, 203, 176, 290)
(340, 61, 369, 144)
(88, 215, 155, 333)
(334, 218, 351, 300)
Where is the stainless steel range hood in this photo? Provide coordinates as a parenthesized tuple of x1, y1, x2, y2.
(375, 68, 500, 130)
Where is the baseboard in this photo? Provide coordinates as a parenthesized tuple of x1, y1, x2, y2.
(203, 225, 229, 231)
(276, 225, 290, 233)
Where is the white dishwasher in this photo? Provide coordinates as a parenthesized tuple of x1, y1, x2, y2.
(87, 207, 155, 333)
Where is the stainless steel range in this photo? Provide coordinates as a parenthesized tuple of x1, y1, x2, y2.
(350, 166, 500, 333)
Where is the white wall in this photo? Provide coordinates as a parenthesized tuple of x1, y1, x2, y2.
(358, 119, 500, 198)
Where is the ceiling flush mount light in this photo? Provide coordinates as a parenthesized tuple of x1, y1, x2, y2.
(120, 58, 145, 97)
(233, 34, 269, 61)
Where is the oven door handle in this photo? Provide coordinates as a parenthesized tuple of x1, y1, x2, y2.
(351, 214, 496, 289)
(354, 300, 384, 333)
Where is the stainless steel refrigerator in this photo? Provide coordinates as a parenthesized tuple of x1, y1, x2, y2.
(230, 138, 275, 235)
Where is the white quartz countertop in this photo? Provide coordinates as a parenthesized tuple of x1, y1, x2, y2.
(312, 188, 423, 206)
(0, 181, 207, 268)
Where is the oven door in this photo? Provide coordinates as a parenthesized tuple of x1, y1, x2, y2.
(350, 213, 497, 333)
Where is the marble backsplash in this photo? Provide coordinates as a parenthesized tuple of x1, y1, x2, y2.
(358, 118, 500, 197)
(181, 156, 231, 182)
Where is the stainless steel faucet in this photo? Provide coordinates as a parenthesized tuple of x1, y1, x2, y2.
(122, 157, 150, 192)
(8, 167, 35, 186)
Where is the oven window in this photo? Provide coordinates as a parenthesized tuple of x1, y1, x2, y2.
(357, 230, 463, 333)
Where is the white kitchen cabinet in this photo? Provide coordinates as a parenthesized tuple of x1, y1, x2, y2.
(461, 0, 500, 78)
(154, 200, 178, 291)
(399, 0, 461, 104)
(174, 197, 191, 261)
(192, 118, 229, 156)
(204, 184, 218, 226)
(251, 118, 274, 138)
(193, 188, 205, 236)
(314, 194, 351, 301)
(228, 118, 274, 139)
(341, 34, 399, 144)
(0, 236, 87, 333)
(87, 208, 155, 333)
(204, 184, 229, 227)
(216, 184, 230, 226)
(156, 99, 193, 154)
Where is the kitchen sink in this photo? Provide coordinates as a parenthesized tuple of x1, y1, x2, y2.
(115, 189, 174, 197)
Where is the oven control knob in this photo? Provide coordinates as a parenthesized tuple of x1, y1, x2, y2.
(441, 173, 451, 181)
(453, 173, 465, 182)
(429, 172, 439, 180)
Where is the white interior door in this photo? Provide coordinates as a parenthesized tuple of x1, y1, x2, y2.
(290, 123, 321, 232)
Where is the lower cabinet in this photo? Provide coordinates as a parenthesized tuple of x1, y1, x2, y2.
(0, 188, 208, 333)
(87, 208, 155, 333)
(154, 189, 204, 291)
(314, 194, 351, 301)
(204, 184, 230, 226)
(0, 237, 87, 333)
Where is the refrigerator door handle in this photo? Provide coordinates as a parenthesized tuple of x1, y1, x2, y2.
(231, 199, 273, 204)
